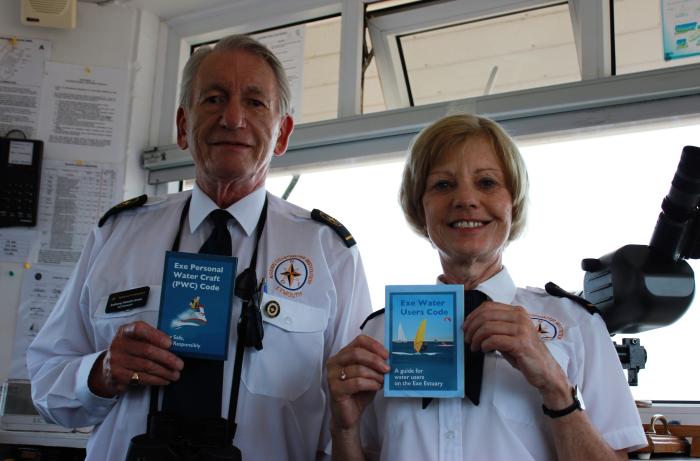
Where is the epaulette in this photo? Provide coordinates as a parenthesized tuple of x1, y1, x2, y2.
(311, 209, 356, 248)
(98, 194, 148, 227)
(360, 308, 384, 330)
(544, 282, 600, 316)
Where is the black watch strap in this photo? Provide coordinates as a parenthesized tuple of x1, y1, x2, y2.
(542, 386, 583, 418)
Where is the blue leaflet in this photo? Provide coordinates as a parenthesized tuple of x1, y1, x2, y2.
(158, 251, 237, 360)
(384, 284, 464, 398)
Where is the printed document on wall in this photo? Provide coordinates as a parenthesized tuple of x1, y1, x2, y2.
(37, 159, 123, 266)
(8, 265, 72, 380)
(0, 229, 38, 264)
(254, 25, 305, 116)
(37, 62, 128, 162)
(661, 0, 700, 60)
(0, 36, 51, 139)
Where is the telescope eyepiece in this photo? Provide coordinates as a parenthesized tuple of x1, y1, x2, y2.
(649, 145, 700, 262)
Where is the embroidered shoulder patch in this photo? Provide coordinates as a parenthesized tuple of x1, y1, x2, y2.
(544, 282, 599, 315)
(311, 209, 356, 248)
(98, 195, 147, 227)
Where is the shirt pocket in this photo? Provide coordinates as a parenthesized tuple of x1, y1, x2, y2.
(92, 285, 161, 345)
(492, 342, 570, 426)
(242, 293, 328, 401)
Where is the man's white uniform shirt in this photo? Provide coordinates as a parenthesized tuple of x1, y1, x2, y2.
(360, 268, 646, 461)
(27, 185, 372, 461)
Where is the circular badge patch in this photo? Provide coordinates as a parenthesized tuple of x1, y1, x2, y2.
(273, 257, 309, 291)
(530, 314, 564, 341)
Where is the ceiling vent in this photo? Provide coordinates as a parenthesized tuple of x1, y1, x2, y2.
(21, 0, 77, 29)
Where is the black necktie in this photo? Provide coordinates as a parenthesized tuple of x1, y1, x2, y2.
(162, 209, 231, 419)
(199, 209, 233, 256)
(464, 290, 487, 405)
(421, 289, 488, 410)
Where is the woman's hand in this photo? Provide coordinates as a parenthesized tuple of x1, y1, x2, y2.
(327, 335, 390, 431)
(463, 301, 571, 405)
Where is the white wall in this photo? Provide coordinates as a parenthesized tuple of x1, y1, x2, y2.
(0, 0, 160, 383)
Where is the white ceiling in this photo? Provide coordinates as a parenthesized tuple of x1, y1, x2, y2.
(80, 0, 240, 21)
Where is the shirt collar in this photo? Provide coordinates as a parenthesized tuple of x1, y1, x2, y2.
(189, 183, 266, 237)
(436, 267, 517, 305)
(474, 267, 517, 305)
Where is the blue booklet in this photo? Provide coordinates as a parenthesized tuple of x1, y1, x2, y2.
(157, 251, 237, 360)
(384, 285, 464, 398)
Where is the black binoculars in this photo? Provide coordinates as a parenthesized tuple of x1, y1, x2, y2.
(125, 412, 241, 461)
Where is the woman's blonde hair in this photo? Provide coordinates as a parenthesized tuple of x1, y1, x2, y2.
(399, 113, 529, 241)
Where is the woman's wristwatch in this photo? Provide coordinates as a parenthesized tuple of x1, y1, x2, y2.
(542, 386, 585, 418)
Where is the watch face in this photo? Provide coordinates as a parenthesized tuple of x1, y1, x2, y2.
(575, 386, 586, 411)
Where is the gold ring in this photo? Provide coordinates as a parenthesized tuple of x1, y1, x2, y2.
(340, 368, 347, 381)
(129, 371, 140, 386)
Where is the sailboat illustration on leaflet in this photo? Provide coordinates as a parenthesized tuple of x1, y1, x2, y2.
(397, 322, 408, 342)
(413, 319, 427, 353)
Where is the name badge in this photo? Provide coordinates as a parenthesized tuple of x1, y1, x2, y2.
(106, 286, 150, 313)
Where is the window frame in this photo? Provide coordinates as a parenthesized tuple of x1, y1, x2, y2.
(145, 61, 700, 185)
(366, 0, 615, 109)
(147, 0, 700, 186)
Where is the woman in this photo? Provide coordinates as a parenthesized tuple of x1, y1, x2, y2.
(326, 114, 646, 460)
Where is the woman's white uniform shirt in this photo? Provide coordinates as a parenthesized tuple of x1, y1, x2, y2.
(360, 268, 646, 461)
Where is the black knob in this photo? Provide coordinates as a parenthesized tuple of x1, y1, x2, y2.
(581, 258, 603, 272)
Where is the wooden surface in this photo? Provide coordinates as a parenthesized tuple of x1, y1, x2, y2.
(640, 423, 700, 458)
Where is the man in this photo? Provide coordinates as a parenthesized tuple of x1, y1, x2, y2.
(27, 34, 371, 461)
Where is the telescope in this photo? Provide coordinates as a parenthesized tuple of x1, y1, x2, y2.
(581, 145, 700, 384)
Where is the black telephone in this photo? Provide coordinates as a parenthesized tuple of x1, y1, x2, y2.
(0, 137, 43, 227)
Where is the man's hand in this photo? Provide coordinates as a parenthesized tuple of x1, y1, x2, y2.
(88, 321, 184, 397)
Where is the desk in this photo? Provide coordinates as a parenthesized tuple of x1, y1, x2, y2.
(0, 428, 88, 448)
(1, 429, 699, 459)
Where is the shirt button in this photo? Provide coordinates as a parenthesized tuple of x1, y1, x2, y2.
(445, 430, 455, 439)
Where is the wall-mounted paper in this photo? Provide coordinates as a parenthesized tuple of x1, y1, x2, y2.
(37, 62, 128, 162)
(37, 159, 123, 266)
(662, 0, 700, 60)
(0, 229, 38, 263)
(8, 265, 72, 380)
(254, 25, 305, 116)
(0, 36, 51, 138)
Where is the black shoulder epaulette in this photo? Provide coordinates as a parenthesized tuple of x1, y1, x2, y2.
(311, 209, 356, 248)
(360, 308, 385, 330)
(544, 282, 599, 315)
(98, 194, 148, 227)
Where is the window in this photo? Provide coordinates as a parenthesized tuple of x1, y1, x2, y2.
(513, 120, 700, 401)
(614, 0, 700, 75)
(399, 4, 580, 105)
(300, 16, 342, 122)
(267, 117, 700, 401)
(366, 1, 587, 109)
(363, 30, 387, 114)
(192, 17, 342, 124)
